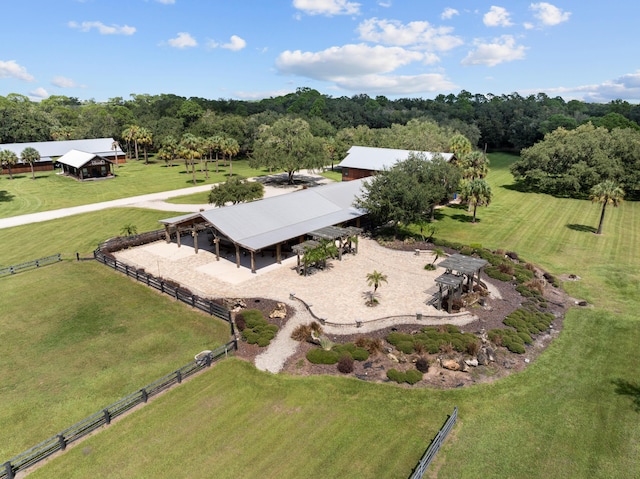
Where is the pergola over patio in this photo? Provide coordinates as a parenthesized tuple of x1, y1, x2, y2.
(310, 225, 362, 259)
(434, 253, 488, 312)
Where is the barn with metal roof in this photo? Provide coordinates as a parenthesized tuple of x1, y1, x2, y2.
(337, 145, 456, 181)
(158, 179, 367, 273)
(57, 149, 115, 180)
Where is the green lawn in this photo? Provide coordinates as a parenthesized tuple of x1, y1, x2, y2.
(0, 157, 270, 219)
(6, 153, 640, 478)
(0, 261, 231, 460)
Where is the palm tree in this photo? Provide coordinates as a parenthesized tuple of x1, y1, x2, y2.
(122, 125, 141, 161)
(431, 247, 445, 266)
(21, 147, 40, 180)
(0, 149, 18, 179)
(460, 178, 492, 223)
(449, 133, 472, 157)
(180, 133, 202, 185)
(208, 135, 224, 173)
(111, 140, 120, 169)
(590, 180, 624, 235)
(221, 137, 240, 177)
(366, 270, 388, 293)
(136, 127, 153, 165)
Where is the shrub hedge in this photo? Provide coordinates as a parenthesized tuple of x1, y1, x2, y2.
(387, 368, 423, 385)
(386, 326, 478, 355)
(240, 309, 278, 347)
(306, 342, 370, 365)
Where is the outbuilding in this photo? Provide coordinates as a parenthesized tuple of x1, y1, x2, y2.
(57, 150, 115, 180)
(337, 146, 456, 181)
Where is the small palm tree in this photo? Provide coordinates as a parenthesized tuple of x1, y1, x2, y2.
(21, 147, 40, 180)
(431, 247, 445, 266)
(120, 223, 138, 236)
(0, 149, 18, 179)
(366, 270, 388, 293)
(590, 180, 624, 235)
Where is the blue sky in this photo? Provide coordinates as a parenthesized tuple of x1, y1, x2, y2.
(1, 0, 639, 103)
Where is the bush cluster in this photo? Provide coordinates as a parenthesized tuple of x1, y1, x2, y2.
(337, 354, 354, 373)
(354, 337, 384, 354)
(415, 357, 430, 373)
(487, 329, 526, 354)
(504, 308, 554, 337)
(386, 325, 478, 355)
(240, 309, 278, 347)
(306, 342, 369, 365)
(387, 368, 423, 385)
(291, 322, 323, 342)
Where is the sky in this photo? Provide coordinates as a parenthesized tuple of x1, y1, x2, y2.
(1, 0, 639, 104)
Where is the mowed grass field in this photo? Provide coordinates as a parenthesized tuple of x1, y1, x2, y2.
(0, 157, 269, 219)
(2, 153, 639, 477)
(0, 261, 232, 460)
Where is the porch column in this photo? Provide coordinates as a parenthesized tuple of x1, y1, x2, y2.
(250, 251, 256, 273)
(276, 243, 282, 264)
(176, 227, 181, 247)
(337, 238, 343, 261)
(214, 238, 220, 261)
(447, 286, 453, 314)
(235, 244, 241, 269)
(193, 228, 198, 254)
(296, 251, 301, 274)
(164, 225, 170, 243)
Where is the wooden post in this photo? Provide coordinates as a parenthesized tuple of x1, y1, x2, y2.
(235, 244, 241, 268)
(193, 228, 198, 254)
(447, 286, 453, 314)
(338, 238, 343, 261)
(276, 243, 282, 264)
(215, 238, 220, 261)
(296, 251, 301, 274)
(164, 225, 170, 243)
(250, 251, 256, 273)
(176, 227, 181, 248)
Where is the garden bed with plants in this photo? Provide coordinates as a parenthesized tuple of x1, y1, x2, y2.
(232, 240, 576, 389)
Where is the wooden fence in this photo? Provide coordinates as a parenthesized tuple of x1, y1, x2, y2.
(409, 407, 458, 479)
(93, 248, 232, 327)
(0, 341, 236, 479)
(0, 254, 62, 277)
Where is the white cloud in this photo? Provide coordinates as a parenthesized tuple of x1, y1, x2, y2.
(483, 6, 513, 27)
(222, 35, 247, 51)
(541, 71, 640, 102)
(276, 43, 423, 80)
(51, 76, 84, 88)
(0, 60, 35, 81)
(333, 73, 457, 95)
(168, 32, 197, 48)
(441, 8, 459, 20)
(292, 0, 361, 16)
(530, 2, 571, 26)
(378, 1, 392, 7)
(357, 18, 463, 51)
(461, 35, 526, 66)
(156, 0, 175, 4)
(29, 87, 49, 99)
(68, 21, 136, 35)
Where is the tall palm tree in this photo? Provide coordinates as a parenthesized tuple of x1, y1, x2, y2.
(460, 178, 492, 223)
(180, 133, 202, 185)
(221, 137, 240, 177)
(0, 149, 18, 179)
(136, 127, 153, 165)
(208, 135, 224, 173)
(122, 125, 141, 161)
(590, 180, 624, 235)
(111, 140, 120, 169)
(21, 147, 40, 180)
(366, 270, 388, 293)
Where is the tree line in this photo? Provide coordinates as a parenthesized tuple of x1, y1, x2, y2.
(1, 88, 639, 152)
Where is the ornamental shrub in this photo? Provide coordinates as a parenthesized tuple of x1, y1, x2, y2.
(333, 343, 369, 361)
(240, 309, 278, 347)
(416, 357, 429, 373)
(386, 368, 423, 384)
(337, 354, 354, 373)
(306, 348, 340, 364)
(485, 266, 513, 282)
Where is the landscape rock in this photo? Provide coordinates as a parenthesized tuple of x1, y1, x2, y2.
(465, 358, 479, 367)
(269, 302, 287, 319)
(441, 359, 461, 371)
(388, 353, 399, 363)
(477, 351, 488, 365)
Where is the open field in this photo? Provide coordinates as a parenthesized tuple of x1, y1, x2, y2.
(3, 153, 640, 477)
(0, 158, 269, 219)
(0, 261, 232, 460)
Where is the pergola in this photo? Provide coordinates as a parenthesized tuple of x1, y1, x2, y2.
(434, 253, 488, 312)
(291, 225, 363, 275)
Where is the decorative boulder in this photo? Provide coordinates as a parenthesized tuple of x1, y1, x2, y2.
(269, 302, 287, 319)
(477, 351, 488, 366)
(388, 353, 399, 363)
(465, 358, 479, 367)
(441, 359, 461, 371)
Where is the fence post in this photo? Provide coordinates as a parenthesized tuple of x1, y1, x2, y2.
(3, 461, 14, 479)
(57, 434, 67, 451)
(103, 408, 111, 425)
(176, 370, 182, 384)
(36, 259, 40, 267)
(229, 311, 235, 335)
(141, 388, 148, 403)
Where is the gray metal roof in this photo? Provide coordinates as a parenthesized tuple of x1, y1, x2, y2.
(160, 179, 367, 251)
(0, 138, 123, 161)
(337, 145, 455, 171)
(57, 149, 113, 169)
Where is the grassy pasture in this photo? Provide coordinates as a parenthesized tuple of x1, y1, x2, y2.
(4, 153, 640, 477)
(0, 158, 269, 219)
(0, 261, 231, 460)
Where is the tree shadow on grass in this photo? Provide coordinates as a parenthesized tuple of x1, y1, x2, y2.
(612, 378, 640, 412)
(566, 224, 597, 233)
(0, 190, 14, 202)
(450, 213, 476, 223)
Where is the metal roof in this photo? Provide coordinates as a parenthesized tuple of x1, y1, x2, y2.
(57, 149, 113, 169)
(160, 179, 367, 252)
(435, 273, 464, 287)
(337, 145, 455, 171)
(0, 138, 123, 160)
